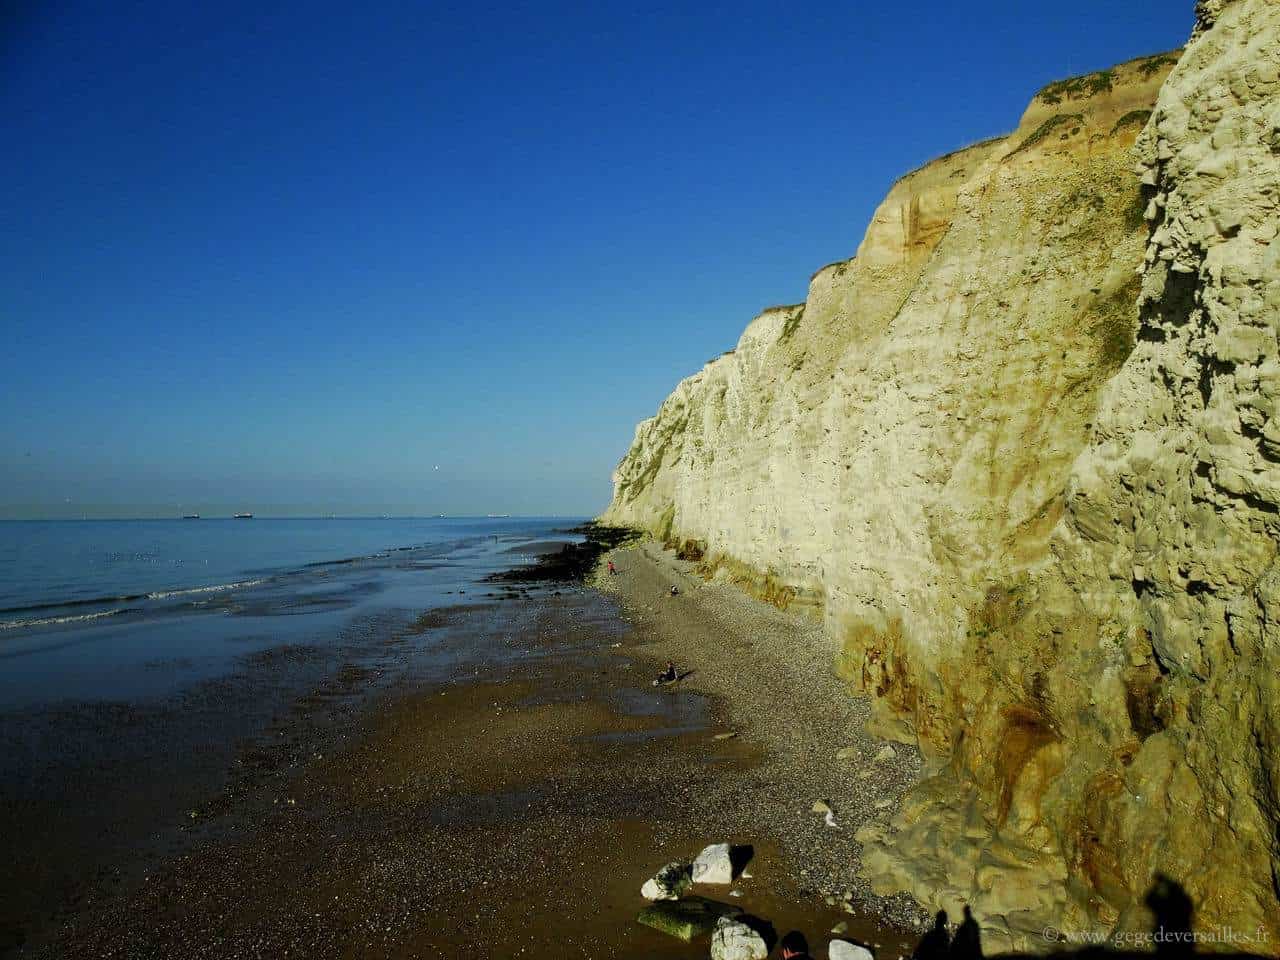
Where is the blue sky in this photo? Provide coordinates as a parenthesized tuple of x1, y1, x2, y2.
(1, 0, 1189, 518)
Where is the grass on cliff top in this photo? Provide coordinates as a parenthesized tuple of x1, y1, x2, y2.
(809, 258, 853, 282)
(1035, 50, 1180, 107)
(885, 134, 1007, 193)
(1038, 69, 1115, 104)
(1009, 114, 1084, 156)
(1134, 50, 1181, 78)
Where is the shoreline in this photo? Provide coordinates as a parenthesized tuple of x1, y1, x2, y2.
(14, 530, 925, 959)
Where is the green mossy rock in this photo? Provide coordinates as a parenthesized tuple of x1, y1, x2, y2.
(636, 897, 743, 941)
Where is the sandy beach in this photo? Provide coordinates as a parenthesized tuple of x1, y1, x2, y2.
(15, 535, 927, 959)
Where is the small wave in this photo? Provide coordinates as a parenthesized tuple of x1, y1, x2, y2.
(303, 549, 404, 569)
(0, 578, 268, 631)
(144, 578, 267, 601)
(0, 607, 131, 631)
(0, 593, 146, 616)
(0, 577, 269, 617)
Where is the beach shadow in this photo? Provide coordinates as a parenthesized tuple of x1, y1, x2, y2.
(1146, 873, 1193, 959)
(914, 910, 951, 960)
(730, 843, 754, 879)
(677, 669, 697, 682)
(951, 905, 982, 960)
(918, 877, 1271, 960)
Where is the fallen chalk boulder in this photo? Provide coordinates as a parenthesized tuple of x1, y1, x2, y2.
(692, 843, 735, 884)
(830, 940, 875, 960)
(641, 861, 692, 901)
(710, 916, 768, 960)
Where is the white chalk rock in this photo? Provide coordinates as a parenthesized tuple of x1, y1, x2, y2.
(641, 861, 691, 901)
(710, 917, 768, 960)
(830, 940, 875, 960)
(692, 843, 735, 884)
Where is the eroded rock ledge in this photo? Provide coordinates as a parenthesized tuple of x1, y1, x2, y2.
(603, 0, 1279, 950)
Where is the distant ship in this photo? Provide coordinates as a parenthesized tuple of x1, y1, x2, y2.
(233, 513, 253, 519)
(182, 514, 200, 519)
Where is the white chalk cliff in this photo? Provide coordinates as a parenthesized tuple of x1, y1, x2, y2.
(603, 1, 1280, 949)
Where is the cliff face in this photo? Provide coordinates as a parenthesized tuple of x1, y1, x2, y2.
(604, 1, 1280, 949)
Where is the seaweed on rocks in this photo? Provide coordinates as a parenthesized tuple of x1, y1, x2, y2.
(486, 523, 640, 583)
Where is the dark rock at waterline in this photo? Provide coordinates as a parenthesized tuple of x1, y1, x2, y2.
(487, 523, 638, 583)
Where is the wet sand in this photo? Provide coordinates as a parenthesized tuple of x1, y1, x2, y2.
(11, 539, 925, 959)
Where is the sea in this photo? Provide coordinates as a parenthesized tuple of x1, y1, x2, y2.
(0, 516, 583, 707)
(0, 515, 593, 953)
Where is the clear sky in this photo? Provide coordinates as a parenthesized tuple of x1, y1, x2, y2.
(2, 0, 1190, 519)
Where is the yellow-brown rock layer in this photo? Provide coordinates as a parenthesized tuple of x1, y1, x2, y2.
(604, 1, 1280, 948)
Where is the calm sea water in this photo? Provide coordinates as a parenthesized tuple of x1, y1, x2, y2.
(0, 517, 583, 706)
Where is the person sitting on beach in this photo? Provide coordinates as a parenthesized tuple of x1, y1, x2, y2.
(654, 660, 677, 685)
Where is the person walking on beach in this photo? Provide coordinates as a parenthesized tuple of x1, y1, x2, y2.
(607, 559, 617, 576)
